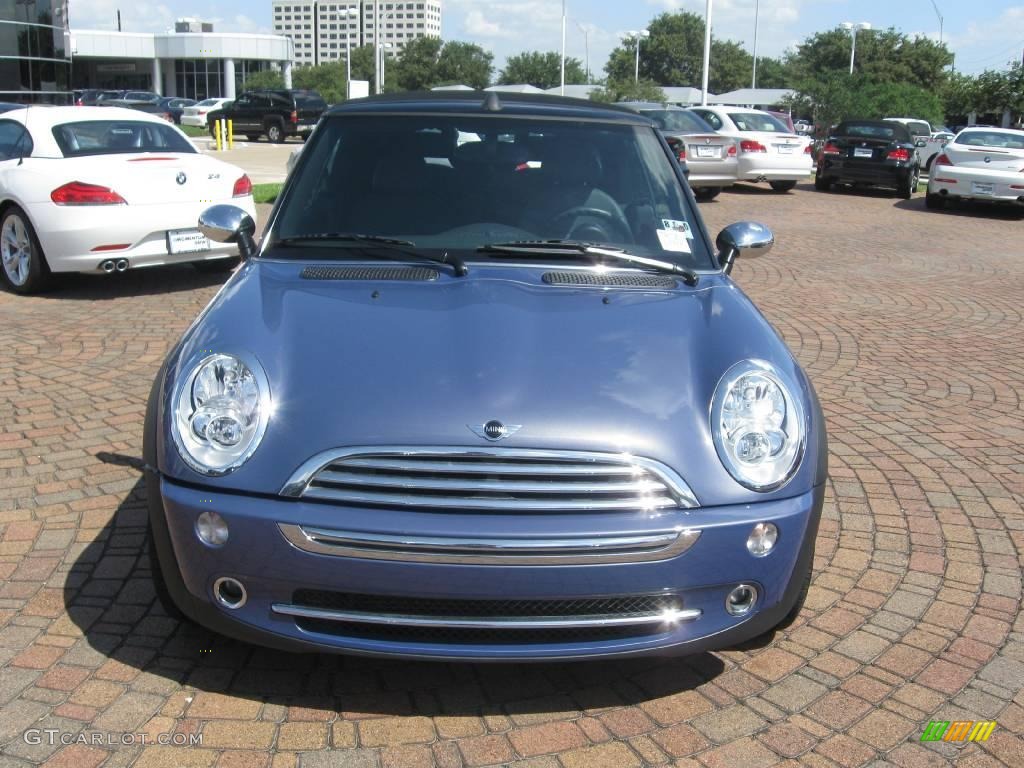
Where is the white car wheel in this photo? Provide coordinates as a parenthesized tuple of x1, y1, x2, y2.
(0, 208, 50, 294)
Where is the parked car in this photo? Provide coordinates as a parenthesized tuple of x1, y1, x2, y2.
(158, 97, 197, 125)
(180, 98, 233, 129)
(814, 119, 924, 199)
(618, 102, 738, 200)
(926, 127, 1024, 210)
(689, 105, 813, 192)
(0, 106, 256, 294)
(119, 90, 161, 105)
(144, 92, 827, 661)
(794, 119, 813, 135)
(101, 100, 174, 122)
(884, 117, 949, 171)
(206, 89, 327, 143)
(0, 103, 24, 114)
(94, 90, 127, 104)
(767, 110, 796, 133)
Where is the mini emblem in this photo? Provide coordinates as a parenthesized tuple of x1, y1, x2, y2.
(704, 137, 711, 145)
(469, 421, 522, 441)
(984, 156, 991, 163)
(176, 172, 187, 185)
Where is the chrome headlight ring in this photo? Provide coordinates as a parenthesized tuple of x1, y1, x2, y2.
(711, 359, 806, 492)
(170, 351, 272, 476)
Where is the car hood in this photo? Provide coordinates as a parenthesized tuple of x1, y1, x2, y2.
(158, 260, 826, 506)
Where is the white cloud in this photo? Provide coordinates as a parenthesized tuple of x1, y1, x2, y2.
(70, 0, 177, 32)
(464, 9, 511, 38)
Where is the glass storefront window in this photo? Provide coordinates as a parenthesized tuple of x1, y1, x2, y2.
(0, 0, 71, 102)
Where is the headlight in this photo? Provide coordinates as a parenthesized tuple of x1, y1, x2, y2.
(711, 359, 805, 491)
(171, 353, 271, 475)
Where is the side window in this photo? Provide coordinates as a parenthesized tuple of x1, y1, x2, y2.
(252, 95, 272, 109)
(695, 110, 721, 130)
(0, 121, 32, 161)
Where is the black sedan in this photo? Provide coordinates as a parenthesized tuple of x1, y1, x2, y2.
(158, 97, 196, 124)
(814, 119, 925, 199)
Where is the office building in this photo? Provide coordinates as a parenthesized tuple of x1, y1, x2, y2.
(272, 0, 441, 67)
(0, 0, 72, 103)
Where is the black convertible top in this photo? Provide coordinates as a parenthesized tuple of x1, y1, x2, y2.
(833, 119, 911, 143)
(326, 90, 652, 126)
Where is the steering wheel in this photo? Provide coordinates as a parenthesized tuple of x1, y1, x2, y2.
(551, 206, 630, 242)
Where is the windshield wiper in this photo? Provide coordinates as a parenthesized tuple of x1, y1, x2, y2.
(274, 233, 468, 277)
(478, 240, 698, 286)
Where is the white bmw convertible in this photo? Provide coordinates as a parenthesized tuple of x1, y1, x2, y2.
(0, 106, 256, 294)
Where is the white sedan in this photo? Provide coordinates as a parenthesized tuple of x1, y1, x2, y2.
(688, 105, 813, 192)
(926, 127, 1024, 210)
(0, 106, 256, 294)
(180, 98, 232, 129)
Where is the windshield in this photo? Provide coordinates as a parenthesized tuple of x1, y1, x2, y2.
(52, 121, 197, 157)
(640, 109, 713, 133)
(197, 99, 220, 107)
(273, 114, 713, 269)
(956, 130, 1024, 149)
(729, 112, 790, 132)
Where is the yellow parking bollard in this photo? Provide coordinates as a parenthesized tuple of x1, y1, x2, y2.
(227, 119, 234, 150)
(214, 119, 222, 152)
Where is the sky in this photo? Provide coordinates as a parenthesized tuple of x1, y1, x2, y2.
(69, 0, 1024, 81)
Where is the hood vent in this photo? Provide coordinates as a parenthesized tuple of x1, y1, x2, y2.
(301, 266, 439, 281)
(543, 271, 677, 289)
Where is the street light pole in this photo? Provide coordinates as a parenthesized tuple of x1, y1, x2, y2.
(700, 0, 712, 104)
(576, 21, 589, 84)
(560, 0, 566, 95)
(841, 21, 871, 75)
(751, 0, 759, 89)
(373, 0, 380, 93)
(344, 6, 358, 99)
(625, 30, 649, 83)
(929, 0, 943, 42)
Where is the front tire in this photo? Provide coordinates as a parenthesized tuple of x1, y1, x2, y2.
(0, 206, 52, 294)
(769, 180, 797, 192)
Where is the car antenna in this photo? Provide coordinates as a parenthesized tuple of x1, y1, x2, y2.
(482, 92, 502, 112)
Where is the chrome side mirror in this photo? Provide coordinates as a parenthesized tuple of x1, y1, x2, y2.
(716, 221, 774, 274)
(199, 204, 257, 259)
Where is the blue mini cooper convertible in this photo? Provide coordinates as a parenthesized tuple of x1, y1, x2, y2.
(145, 92, 827, 661)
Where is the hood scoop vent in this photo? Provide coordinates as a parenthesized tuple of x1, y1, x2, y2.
(543, 271, 677, 289)
(301, 266, 439, 281)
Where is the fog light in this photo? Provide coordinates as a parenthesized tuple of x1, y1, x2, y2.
(725, 584, 758, 616)
(213, 576, 247, 609)
(196, 510, 229, 547)
(747, 522, 777, 557)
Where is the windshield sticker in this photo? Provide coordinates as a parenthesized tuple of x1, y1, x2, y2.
(661, 219, 694, 238)
(657, 228, 692, 253)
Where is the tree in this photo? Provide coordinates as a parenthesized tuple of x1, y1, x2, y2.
(788, 72, 944, 128)
(498, 52, 586, 89)
(242, 69, 284, 92)
(293, 60, 347, 104)
(590, 79, 665, 104)
(392, 37, 444, 91)
(603, 11, 757, 93)
(436, 41, 494, 89)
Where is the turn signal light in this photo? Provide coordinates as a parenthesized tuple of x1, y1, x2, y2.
(933, 153, 952, 168)
(289, 110, 299, 124)
(886, 148, 911, 161)
(232, 174, 253, 197)
(803, 143, 813, 154)
(677, 146, 687, 161)
(739, 139, 767, 153)
(51, 181, 127, 205)
(821, 143, 841, 155)
(727, 143, 737, 157)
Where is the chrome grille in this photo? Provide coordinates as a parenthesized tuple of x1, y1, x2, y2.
(280, 446, 699, 511)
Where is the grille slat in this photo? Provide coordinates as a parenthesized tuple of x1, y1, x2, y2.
(285, 447, 698, 511)
(280, 591, 691, 646)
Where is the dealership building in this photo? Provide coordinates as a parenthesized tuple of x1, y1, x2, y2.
(1, 1, 294, 103)
(70, 23, 294, 100)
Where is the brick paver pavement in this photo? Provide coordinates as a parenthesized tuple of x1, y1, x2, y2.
(1, 186, 1022, 767)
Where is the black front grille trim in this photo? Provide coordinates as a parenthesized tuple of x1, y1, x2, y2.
(292, 590, 679, 618)
(543, 271, 677, 288)
(296, 617, 669, 645)
(301, 266, 439, 281)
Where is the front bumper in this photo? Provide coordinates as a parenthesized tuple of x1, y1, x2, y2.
(150, 475, 824, 660)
